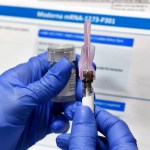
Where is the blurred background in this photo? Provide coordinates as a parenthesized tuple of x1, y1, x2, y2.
(0, 0, 150, 149)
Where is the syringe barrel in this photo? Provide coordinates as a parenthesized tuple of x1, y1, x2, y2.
(82, 71, 94, 112)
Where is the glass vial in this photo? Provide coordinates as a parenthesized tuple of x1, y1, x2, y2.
(48, 43, 76, 102)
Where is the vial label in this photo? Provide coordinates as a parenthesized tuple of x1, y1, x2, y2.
(55, 68, 76, 99)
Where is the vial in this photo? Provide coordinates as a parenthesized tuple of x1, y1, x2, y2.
(48, 43, 76, 102)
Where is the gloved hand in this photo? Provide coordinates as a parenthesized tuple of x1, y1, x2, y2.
(56, 106, 138, 150)
(0, 52, 81, 150)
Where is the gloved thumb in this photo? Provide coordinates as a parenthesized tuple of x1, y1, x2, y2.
(56, 106, 97, 150)
(27, 57, 72, 104)
(95, 106, 138, 150)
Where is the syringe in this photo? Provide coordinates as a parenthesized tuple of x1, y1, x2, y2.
(78, 20, 95, 112)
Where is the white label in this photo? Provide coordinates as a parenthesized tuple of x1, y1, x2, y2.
(82, 95, 94, 112)
(57, 68, 76, 97)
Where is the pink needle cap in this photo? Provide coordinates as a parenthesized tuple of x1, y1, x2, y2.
(78, 20, 95, 80)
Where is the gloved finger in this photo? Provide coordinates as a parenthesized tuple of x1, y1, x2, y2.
(50, 101, 81, 121)
(2, 52, 49, 85)
(49, 114, 70, 134)
(95, 106, 138, 149)
(63, 101, 81, 120)
(76, 76, 83, 101)
(26, 58, 72, 105)
(74, 54, 80, 74)
(56, 133, 108, 150)
(69, 106, 97, 150)
(56, 133, 70, 150)
(97, 136, 108, 150)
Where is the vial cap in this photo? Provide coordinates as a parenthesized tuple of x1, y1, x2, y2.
(48, 44, 75, 62)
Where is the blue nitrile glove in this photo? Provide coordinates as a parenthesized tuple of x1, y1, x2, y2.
(56, 106, 97, 150)
(56, 106, 138, 150)
(0, 52, 81, 150)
